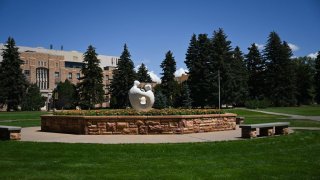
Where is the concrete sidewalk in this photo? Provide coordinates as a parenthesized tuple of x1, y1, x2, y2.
(241, 108, 320, 121)
(21, 126, 243, 144)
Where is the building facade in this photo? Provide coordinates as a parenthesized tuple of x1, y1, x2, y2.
(0, 45, 119, 109)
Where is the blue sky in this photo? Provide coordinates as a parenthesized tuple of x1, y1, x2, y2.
(1, 0, 319, 80)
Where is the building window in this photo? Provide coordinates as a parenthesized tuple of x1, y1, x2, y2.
(24, 70, 30, 76)
(25, 60, 29, 64)
(44, 62, 47, 66)
(56, 62, 59, 67)
(36, 68, 49, 90)
(38, 61, 41, 66)
(55, 72, 60, 78)
(68, 72, 72, 79)
(76, 73, 80, 79)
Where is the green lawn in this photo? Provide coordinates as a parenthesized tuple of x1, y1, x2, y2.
(262, 105, 320, 116)
(0, 111, 49, 127)
(0, 130, 319, 179)
(226, 109, 320, 127)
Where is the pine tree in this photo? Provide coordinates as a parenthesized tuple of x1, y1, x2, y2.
(209, 28, 234, 106)
(160, 51, 178, 107)
(185, 34, 212, 108)
(54, 79, 78, 109)
(263, 32, 296, 106)
(0, 37, 28, 111)
(153, 86, 168, 109)
(21, 83, 45, 111)
(293, 57, 314, 105)
(180, 82, 192, 108)
(229, 46, 248, 106)
(314, 51, 320, 104)
(77, 45, 104, 109)
(245, 43, 265, 100)
(137, 63, 152, 83)
(110, 44, 137, 108)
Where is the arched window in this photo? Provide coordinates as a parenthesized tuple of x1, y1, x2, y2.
(36, 68, 49, 90)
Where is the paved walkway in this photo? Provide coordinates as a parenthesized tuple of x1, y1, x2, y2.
(242, 108, 320, 121)
(21, 126, 243, 144)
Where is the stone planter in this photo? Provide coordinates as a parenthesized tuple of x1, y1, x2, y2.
(41, 113, 237, 135)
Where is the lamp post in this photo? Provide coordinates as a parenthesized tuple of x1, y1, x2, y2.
(218, 70, 221, 110)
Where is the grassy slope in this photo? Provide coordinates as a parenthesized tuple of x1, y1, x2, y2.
(0, 111, 49, 127)
(263, 105, 320, 116)
(0, 130, 319, 179)
(226, 109, 320, 127)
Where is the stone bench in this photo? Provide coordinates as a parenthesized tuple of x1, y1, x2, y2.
(0, 126, 22, 140)
(239, 122, 290, 138)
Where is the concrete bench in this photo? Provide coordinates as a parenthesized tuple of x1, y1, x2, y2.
(239, 122, 290, 138)
(0, 126, 22, 140)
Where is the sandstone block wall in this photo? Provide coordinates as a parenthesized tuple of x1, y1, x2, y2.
(41, 114, 237, 135)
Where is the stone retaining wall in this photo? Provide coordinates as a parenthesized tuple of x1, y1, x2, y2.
(41, 113, 237, 135)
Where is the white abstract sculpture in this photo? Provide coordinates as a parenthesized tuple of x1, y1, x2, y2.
(129, 80, 155, 111)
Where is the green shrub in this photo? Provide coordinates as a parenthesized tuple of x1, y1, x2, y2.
(54, 108, 224, 116)
(245, 99, 271, 109)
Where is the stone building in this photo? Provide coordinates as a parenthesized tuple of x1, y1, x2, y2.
(0, 44, 119, 109)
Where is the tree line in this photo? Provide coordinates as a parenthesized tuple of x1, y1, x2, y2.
(1, 30, 320, 111)
(185, 29, 320, 108)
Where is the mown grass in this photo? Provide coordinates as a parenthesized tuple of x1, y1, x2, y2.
(263, 105, 320, 116)
(0, 130, 319, 179)
(226, 109, 320, 127)
(0, 111, 49, 127)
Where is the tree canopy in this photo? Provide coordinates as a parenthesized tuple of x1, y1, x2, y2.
(0, 37, 28, 111)
(137, 63, 152, 83)
(110, 44, 137, 108)
(263, 32, 296, 106)
(77, 45, 104, 109)
(54, 79, 78, 110)
(21, 83, 45, 111)
(160, 51, 178, 107)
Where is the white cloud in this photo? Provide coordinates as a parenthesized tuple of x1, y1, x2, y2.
(307, 52, 319, 59)
(134, 64, 141, 72)
(254, 43, 264, 50)
(174, 68, 189, 77)
(288, 43, 299, 51)
(148, 71, 161, 84)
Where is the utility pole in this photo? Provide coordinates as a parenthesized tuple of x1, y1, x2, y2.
(218, 70, 221, 110)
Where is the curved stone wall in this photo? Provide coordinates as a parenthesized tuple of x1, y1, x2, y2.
(41, 113, 237, 135)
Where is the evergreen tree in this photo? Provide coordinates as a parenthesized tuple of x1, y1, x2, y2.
(245, 43, 266, 100)
(0, 37, 28, 111)
(185, 34, 212, 108)
(180, 82, 192, 108)
(229, 46, 248, 106)
(315, 51, 320, 104)
(137, 63, 152, 83)
(263, 32, 296, 106)
(110, 44, 137, 108)
(293, 57, 314, 105)
(77, 45, 104, 109)
(209, 28, 234, 106)
(160, 51, 178, 107)
(21, 83, 45, 111)
(185, 34, 198, 72)
(153, 86, 167, 109)
(54, 79, 78, 109)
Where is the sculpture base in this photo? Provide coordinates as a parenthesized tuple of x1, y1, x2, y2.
(41, 114, 237, 135)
